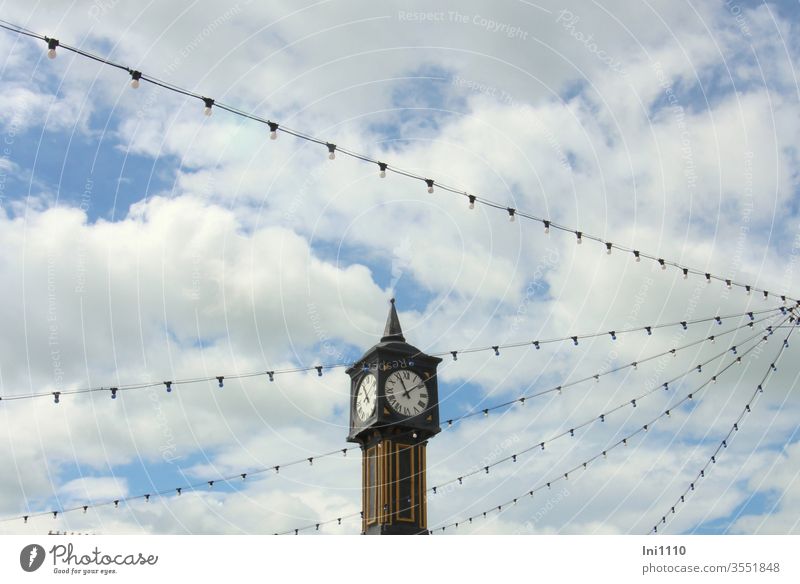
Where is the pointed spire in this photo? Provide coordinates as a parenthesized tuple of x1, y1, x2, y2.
(381, 298, 405, 342)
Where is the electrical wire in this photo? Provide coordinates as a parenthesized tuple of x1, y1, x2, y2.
(0, 21, 795, 304)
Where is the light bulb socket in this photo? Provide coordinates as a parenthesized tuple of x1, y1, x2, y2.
(47, 37, 59, 58)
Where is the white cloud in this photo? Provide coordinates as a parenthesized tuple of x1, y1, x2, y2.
(0, 0, 799, 536)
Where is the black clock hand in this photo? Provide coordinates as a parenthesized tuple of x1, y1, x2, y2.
(397, 377, 412, 399)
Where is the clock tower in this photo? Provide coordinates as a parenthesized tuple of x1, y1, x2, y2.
(346, 299, 442, 535)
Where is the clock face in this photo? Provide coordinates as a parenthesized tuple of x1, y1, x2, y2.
(356, 374, 377, 421)
(385, 369, 428, 417)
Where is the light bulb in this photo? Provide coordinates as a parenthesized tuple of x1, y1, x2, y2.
(425, 179, 434, 193)
(217, 376, 224, 388)
(683, 268, 688, 279)
(508, 208, 515, 222)
(130, 70, 141, 89)
(378, 163, 387, 178)
(634, 251, 641, 262)
(543, 220, 550, 234)
(468, 195, 475, 209)
(606, 243, 612, 254)
(47, 38, 58, 59)
(268, 122, 278, 140)
(327, 143, 336, 160)
(130, 78, 139, 89)
(576, 231, 582, 244)
(659, 259, 666, 270)
(203, 98, 213, 116)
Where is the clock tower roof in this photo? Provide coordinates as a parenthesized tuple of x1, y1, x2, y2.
(381, 298, 405, 342)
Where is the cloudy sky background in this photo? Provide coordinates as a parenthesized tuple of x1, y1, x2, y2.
(1, 0, 799, 534)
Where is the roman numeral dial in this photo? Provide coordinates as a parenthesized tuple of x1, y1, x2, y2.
(356, 374, 377, 421)
(385, 369, 428, 417)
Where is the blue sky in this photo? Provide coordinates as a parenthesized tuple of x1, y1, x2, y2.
(1, 0, 800, 535)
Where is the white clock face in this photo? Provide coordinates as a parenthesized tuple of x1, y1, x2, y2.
(356, 374, 377, 421)
(385, 369, 428, 417)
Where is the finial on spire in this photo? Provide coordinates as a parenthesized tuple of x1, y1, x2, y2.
(382, 297, 405, 342)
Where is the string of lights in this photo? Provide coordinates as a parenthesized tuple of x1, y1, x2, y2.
(426, 315, 793, 534)
(648, 323, 797, 534)
(0, 20, 796, 305)
(2, 314, 784, 527)
(274, 313, 787, 534)
(432, 321, 777, 493)
(0, 306, 783, 405)
(440, 311, 784, 426)
(0, 430, 390, 526)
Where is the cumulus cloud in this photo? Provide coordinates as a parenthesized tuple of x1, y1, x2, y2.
(0, 0, 798, 535)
